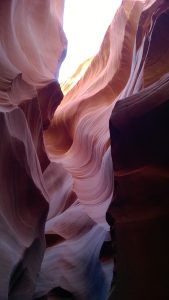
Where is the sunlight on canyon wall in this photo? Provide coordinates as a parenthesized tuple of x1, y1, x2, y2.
(0, 1, 169, 300)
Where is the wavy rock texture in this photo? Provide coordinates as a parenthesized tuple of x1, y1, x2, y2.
(1, 0, 169, 300)
(44, 0, 169, 299)
(108, 1, 169, 298)
(0, 1, 66, 299)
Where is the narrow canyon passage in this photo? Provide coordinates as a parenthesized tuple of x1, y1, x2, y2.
(0, 1, 169, 300)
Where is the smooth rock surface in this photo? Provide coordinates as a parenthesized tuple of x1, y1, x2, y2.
(1, 0, 169, 299)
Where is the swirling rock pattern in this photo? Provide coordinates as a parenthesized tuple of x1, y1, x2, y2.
(108, 2, 169, 298)
(1, 0, 169, 299)
(0, 1, 66, 299)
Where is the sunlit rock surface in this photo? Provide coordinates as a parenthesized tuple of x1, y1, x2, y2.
(61, 57, 94, 96)
(0, 1, 66, 299)
(1, 0, 169, 299)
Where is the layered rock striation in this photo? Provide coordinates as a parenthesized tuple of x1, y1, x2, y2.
(0, 0, 169, 299)
(0, 1, 66, 299)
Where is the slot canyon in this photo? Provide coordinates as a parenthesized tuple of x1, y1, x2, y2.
(0, 0, 169, 299)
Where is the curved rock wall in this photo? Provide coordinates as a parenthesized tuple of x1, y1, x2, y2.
(1, 1, 169, 299)
(0, 1, 66, 299)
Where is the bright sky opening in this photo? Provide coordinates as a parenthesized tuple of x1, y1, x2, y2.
(59, 0, 122, 83)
